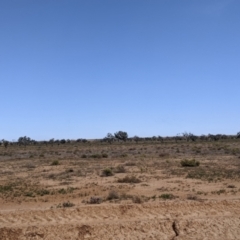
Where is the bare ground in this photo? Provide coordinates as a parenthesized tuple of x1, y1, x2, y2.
(0, 139, 240, 239)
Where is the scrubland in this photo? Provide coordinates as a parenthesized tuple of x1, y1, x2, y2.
(0, 139, 240, 239)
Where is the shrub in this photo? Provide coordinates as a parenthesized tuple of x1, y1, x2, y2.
(102, 168, 114, 177)
(58, 188, 67, 194)
(132, 195, 143, 204)
(120, 153, 128, 158)
(180, 159, 200, 167)
(37, 189, 50, 196)
(114, 165, 126, 173)
(88, 197, 102, 204)
(125, 162, 136, 166)
(107, 190, 119, 200)
(114, 131, 128, 141)
(187, 195, 199, 200)
(51, 160, 59, 166)
(62, 201, 75, 208)
(0, 185, 13, 193)
(102, 153, 108, 158)
(91, 154, 102, 159)
(25, 192, 35, 197)
(159, 153, 170, 158)
(117, 175, 141, 183)
(159, 193, 175, 200)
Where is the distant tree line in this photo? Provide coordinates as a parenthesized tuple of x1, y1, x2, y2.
(1, 131, 240, 148)
(102, 131, 240, 144)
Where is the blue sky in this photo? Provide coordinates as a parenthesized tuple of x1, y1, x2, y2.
(1, 0, 239, 140)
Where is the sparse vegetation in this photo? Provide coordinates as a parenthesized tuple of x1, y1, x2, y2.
(107, 190, 119, 200)
(131, 195, 143, 204)
(102, 168, 114, 177)
(117, 175, 141, 183)
(0, 134, 240, 217)
(181, 159, 200, 167)
(88, 197, 102, 204)
(51, 160, 59, 166)
(114, 165, 126, 173)
(159, 193, 175, 200)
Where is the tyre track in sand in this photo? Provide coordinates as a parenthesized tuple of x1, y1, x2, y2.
(0, 200, 240, 239)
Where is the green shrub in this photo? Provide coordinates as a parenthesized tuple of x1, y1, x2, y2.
(107, 190, 119, 200)
(91, 154, 102, 159)
(114, 165, 126, 173)
(51, 160, 59, 166)
(125, 162, 136, 166)
(58, 188, 67, 194)
(37, 189, 50, 196)
(102, 168, 114, 177)
(132, 195, 143, 204)
(88, 197, 102, 204)
(25, 192, 35, 197)
(159, 193, 175, 200)
(180, 159, 200, 167)
(102, 153, 108, 158)
(62, 201, 75, 208)
(0, 185, 13, 193)
(120, 153, 128, 158)
(117, 175, 141, 183)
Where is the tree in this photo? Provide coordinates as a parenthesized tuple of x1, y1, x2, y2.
(182, 132, 197, 141)
(18, 136, 32, 146)
(158, 136, 164, 143)
(237, 132, 240, 138)
(2, 139, 9, 149)
(114, 131, 128, 142)
(133, 135, 140, 143)
(208, 134, 219, 141)
(104, 133, 115, 144)
(49, 138, 55, 146)
(199, 135, 207, 141)
(152, 136, 157, 141)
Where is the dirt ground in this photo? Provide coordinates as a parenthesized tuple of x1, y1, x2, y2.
(0, 139, 240, 239)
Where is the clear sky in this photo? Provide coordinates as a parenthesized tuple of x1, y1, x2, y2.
(1, 0, 239, 141)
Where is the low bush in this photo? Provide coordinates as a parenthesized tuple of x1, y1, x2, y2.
(37, 189, 50, 196)
(132, 195, 143, 204)
(51, 160, 59, 166)
(125, 162, 136, 166)
(107, 190, 119, 200)
(62, 201, 75, 208)
(117, 175, 141, 184)
(114, 165, 126, 173)
(102, 153, 108, 158)
(187, 195, 199, 201)
(88, 197, 102, 204)
(57, 201, 75, 208)
(91, 154, 102, 159)
(0, 185, 13, 193)
(102, 168, 114, 177)
(120, 153, 128, 158)
(180, 159, 200, 167)
(159, 193, 175, 200)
